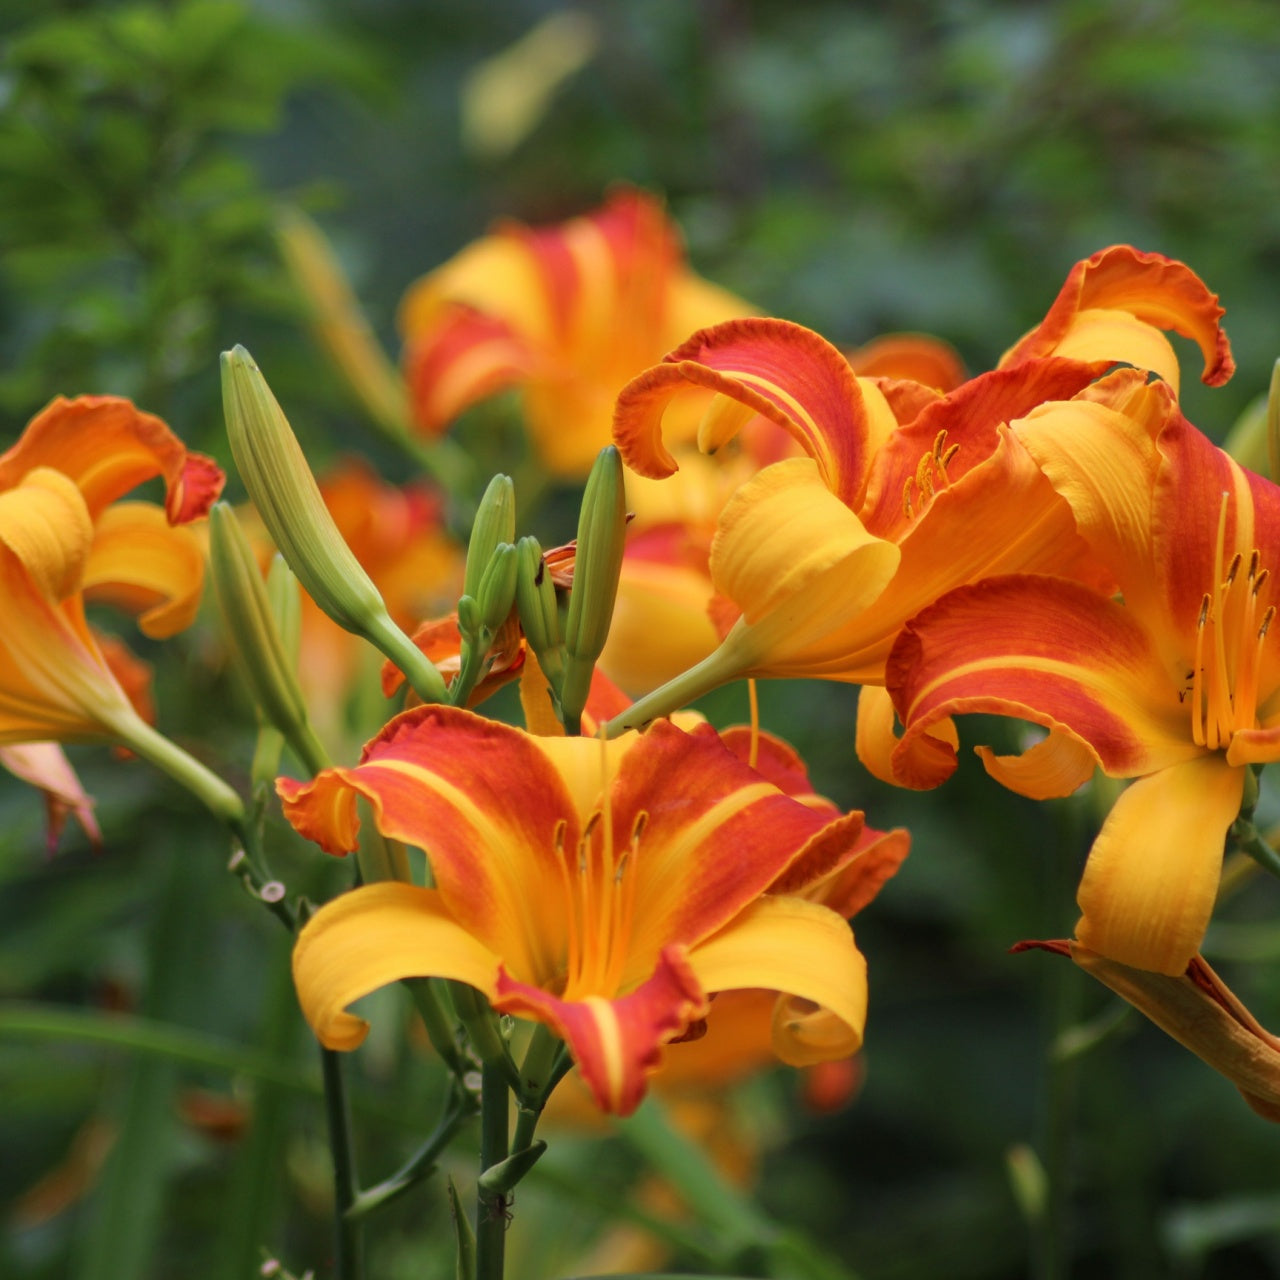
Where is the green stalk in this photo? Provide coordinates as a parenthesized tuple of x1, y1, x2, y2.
(475, 1060, 511, 1280)
(320, 1045, 365, 1280)
(346, 1087, 475, 1220)
(105, 711, 244, 830)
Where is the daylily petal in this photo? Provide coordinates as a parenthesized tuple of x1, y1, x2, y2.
(600, 545, 720, 695)
(614, 318, 874, 508)
(403, 305, 537, 436)
(0, 550, 136, 743)
(888, 576, 1198, 790)
(0, 396, 223, 523)
(708, 459, 901, 674)
(81, 503, 206, 638)
(1075, 755, 1244, 974)
(798, 822, 911, 919)
(688, 896, 867, 1066)
(278, 706, 575, 982)
(0, 468, 93, 602)
(845, 332, 966, 391)
(292, 880, 500, 1050)
(854, 683, 960, 788)
(858, 357, 1112, 538)
(495, 945, 709, 1116)
(837, 428, 1113, 685)
(999, 245, 1235, 392)
(0, 742, 101, 852)
(568, 718, 868, 986)
(399, 228, 550, 344)
(975, 729, 1100, 799)
(1013, 375, 1169, 625)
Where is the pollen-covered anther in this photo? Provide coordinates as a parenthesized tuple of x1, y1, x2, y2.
(1189, 519, 1276, 750)
(902, 432, 959, 521)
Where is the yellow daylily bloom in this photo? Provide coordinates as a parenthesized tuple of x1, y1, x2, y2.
(0, 396, 222, 746)
(607, 247, 1234, 749)
(284, 704, 880, 1115)
(399, 187, 755, 477)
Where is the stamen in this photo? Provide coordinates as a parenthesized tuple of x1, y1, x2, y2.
(1188, 492, 1275, 752)
(902, 477, 915, 520)
(747, 678, 760, 770)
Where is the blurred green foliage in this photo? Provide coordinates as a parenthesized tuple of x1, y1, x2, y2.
(4, 1, 1280, 1278)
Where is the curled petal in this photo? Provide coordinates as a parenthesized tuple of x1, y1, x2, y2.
(82, 503, 206, 638)
(614, 319, 873, 507)
(292, 881, 500, 1050)
(0, 397, 223, 523)
(975, 729, 1100, 799)
(855, 683, 959, 789)
(688, 896, 867, 1067)
(888, 576, 1197, 790)
(1000, 246, 1234, 391)
(1075, 756, 1244, 975)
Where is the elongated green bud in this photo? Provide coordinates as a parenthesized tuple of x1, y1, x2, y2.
(560, 446, 627, 725)
(475, 542, 518, 635)
(463, 474, 515, 602)
(208, 505, 309, 738)
(265, 554, 302, 662)
(208, 506, 330, 778)
(221, 345, 448, 705)
(514, 535, 565, 686)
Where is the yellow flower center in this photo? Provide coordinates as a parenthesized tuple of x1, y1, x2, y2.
(901, 430, 960, 520)
(554, 736, 646, 1001)
(1190, 495, 1275, 750)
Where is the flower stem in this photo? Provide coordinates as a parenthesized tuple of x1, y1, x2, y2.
(108, 713, 245, 830)
(475, 1059, 511, 1280)
(320, 1044, 365, 1280)
(345, 1085, 475, 1220)
(601, 641, 743, 736)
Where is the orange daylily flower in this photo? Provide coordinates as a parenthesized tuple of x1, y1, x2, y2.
(887, 381, 1276, 975)
(608, 247, 1233, 749)
(0, 396, 222, 746)
(284, 704, 875, 1115)
(601, 333, 962, 697)
(398, 187, 754, 476)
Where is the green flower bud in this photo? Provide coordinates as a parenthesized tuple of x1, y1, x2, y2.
(208, 504, 329, 778)
(265, 554, 302, 662)
(221, 345, 448, 705)
(475, 541, 518, 635)
(463, 473, 515, 603)
(514, 535, 565, 687)
(457, 593, 482, 642)
(560, 446, 626, 726)
(208, 505, 307, 735)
